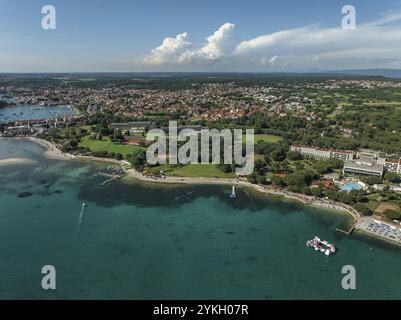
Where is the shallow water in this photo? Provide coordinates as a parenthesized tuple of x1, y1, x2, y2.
(0, 138, 401, 300)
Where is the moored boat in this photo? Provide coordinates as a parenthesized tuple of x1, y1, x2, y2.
(229, 185, 236, 199)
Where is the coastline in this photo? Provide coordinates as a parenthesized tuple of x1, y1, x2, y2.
(12, 136, 401, 247)
(19, 136, 360, 223)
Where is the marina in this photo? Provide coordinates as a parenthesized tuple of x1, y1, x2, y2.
(0, 104, 76, 123)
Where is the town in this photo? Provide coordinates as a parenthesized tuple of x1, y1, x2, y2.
(1, 74, 401, 244)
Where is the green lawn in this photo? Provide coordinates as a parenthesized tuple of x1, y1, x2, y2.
(79, 135, 146, 157)
(243, 134, 283, 144)
(363, 101, 401, 108)
(149, 164, 235, 178)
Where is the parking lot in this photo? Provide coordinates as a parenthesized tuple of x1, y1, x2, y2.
(357, 217, 401, 244)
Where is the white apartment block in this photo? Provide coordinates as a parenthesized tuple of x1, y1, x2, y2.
(290, 145, 354, 161)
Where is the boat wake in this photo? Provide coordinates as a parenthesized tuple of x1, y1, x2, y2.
(76, 202, 87, 234)
(169, 192, 193, 208)
(243, 189, 257, 211)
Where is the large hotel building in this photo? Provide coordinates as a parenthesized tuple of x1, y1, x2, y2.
(290, 145, 401, 177)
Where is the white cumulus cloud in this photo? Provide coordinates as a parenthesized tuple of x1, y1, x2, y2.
(144, 23, 236, 66)
(142, 10, 401, 71)
(143, 32, 192, 65)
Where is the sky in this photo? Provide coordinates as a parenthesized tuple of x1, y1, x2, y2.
(1, 0, 401, 72)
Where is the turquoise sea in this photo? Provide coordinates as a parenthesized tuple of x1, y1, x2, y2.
(1, 138, 401, 300)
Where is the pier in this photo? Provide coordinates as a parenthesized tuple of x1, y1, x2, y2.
(336, 221, 357, 235)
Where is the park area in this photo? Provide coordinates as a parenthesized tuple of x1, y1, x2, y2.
(78, 135, 146, 157)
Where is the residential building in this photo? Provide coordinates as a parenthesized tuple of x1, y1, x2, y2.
(384, 159, 401, 174)
(290, 145, 354, 161)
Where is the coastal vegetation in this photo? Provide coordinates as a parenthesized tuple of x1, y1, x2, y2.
(2, 74, 401, 223)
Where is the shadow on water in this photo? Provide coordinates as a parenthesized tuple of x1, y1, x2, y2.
(77, 176, 310, 213)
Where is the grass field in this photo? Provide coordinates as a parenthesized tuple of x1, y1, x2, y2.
(363, 101, 401, 108)
(243, 134, 283, 144)
(79, 135, 146, 157)
(149, 164, 235, 178)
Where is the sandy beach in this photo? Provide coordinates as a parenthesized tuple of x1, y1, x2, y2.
(27, 137, 75, 160)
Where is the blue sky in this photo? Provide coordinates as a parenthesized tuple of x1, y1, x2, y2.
(1, 0, 401, 72)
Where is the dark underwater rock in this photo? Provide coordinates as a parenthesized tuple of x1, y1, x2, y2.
(17, 191, 33, 198)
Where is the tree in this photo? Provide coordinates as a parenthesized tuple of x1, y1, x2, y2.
(287, 150, 302, 161)
(271, 176, 286, 187)
(256, 175, 267, 185)
(284, 170, 316, 187)
(354, 204, 373, 216)
(324, 189, 340, 201)
(383, 209, 401, 220)
(384, 172, 401, 183)
(115, 153, 123, 161)
(254, 159, 267, 175)
(364, 176, 382, 186)
(247, 173, 257, 184)
(313, 158, 343, 175)
(301, 186, 312, 195)
(128, 149, 146, 170)
(349, 189, 365, 203)
(69, 139, 78, 149)
(271, 148, 287, 162)
(217, 164, 233, 173)
(310, 186, 323, 197)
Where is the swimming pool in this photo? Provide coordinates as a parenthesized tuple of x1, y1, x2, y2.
(341, 182, 363, 192)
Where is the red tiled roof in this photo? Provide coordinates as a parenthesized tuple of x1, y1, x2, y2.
(386, 159, 401, 164)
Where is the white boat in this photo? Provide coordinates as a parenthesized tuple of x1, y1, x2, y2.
(230, 186, 236, 199)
